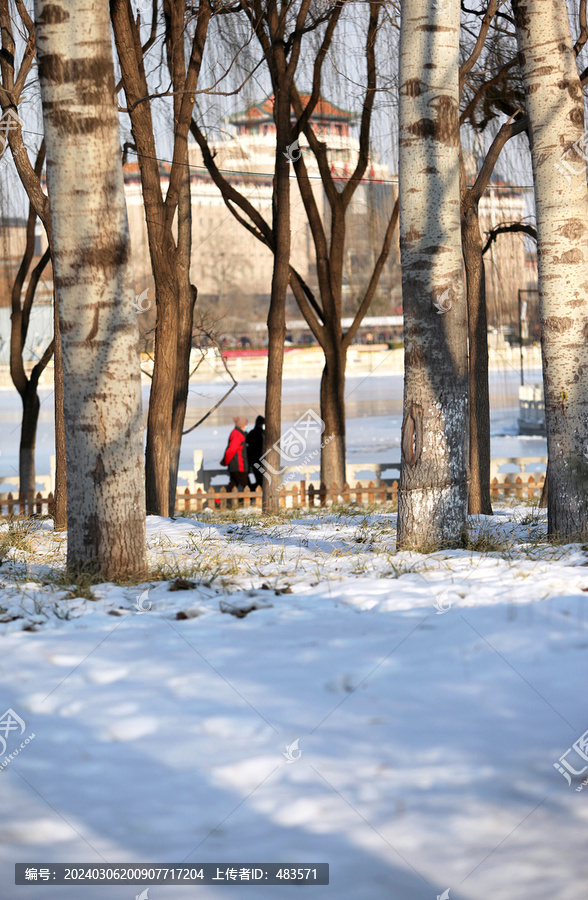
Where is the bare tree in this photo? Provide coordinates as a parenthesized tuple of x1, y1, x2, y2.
(191, 0, 397, 493)
(396, 0, 468, 549)
(512, 0, 588, 540)
(458, 2, 588, 515)
(111, 0, 211, 516)
(288, 1, 396, 491)
(453, 3, 527, 515)
(0, 0, 66, 527)
(35, 0, 146, 576)
(238, 0, 317, 512)
(9, 151, 53, 496)
(192, 0, 334, 511)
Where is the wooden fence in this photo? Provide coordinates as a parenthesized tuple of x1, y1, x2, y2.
(0, 474, 546, 518)
(0, 492, 55, 518)
(174, 474, 546, 512)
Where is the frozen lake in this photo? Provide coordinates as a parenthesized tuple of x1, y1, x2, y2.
(0, 368, 546, 488)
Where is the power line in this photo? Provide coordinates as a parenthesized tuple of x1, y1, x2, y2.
(19, 127, 536, 190)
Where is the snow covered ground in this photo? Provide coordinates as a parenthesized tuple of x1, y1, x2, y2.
(0, 506, 587, 899)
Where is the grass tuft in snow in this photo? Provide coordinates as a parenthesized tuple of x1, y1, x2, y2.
(0, 517, 40, 557)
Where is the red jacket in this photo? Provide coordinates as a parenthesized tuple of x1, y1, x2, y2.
(221, 427, 248, 473)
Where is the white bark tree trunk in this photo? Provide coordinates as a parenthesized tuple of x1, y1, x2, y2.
(513, 0, 588, 540)
(35, 0, 146, 578)
(397, 0, 469, 549)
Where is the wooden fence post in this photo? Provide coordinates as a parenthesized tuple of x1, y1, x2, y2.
(527, 476, 535, 502)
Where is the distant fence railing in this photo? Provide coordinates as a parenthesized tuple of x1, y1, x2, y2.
(0, 473, 546, 518)
(174, 474, 546, 512)
(0, 492, 55, 518)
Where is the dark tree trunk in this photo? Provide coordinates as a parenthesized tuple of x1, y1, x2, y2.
(462, 194, 492, 515)
(168, 94, 195, 516)
(169, 286, 195, 514)
(263, 89, 291, 514)
(19, 385, 40, 497)
(319, 344, 346, 489)
(145, 278, 178, 517)
(112, 0, 210, 519)
(539, 471, 548, 508)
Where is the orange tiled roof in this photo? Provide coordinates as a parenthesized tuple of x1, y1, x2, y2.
(232, 94, 355, 123)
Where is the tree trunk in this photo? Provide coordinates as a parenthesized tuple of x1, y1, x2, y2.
(36, 0, 146, 578)
(262, 89, 291, 514)
(168, 79, 194, 516)
(52, 290, 67, 529)
(539, 471, 548, 509)
(145, 279, 177, 518)
(397, 0, 469, 549)
(111, 0, 210, 519)
(319, 344, 346, 489)
(19, 384, 40, 497)
(169, 283, 195, 515)
(513, 0, 588, 539)
(462, 189, 492, 515)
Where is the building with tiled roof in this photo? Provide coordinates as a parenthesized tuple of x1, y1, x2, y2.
(123, 96, 400, 327)
(228, 94, 356, 138)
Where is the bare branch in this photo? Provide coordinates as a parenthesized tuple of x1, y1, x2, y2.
(190, 118, 274, 246)
(482, 220, 537, 255)
(183, 328, 239, 435)
(22, 246, 51, 348)
(289, 268, 325, 344)
(341, 0, 380, 210)
(141, 0, 159, 54)
(470, 113, 527, 203)
(29, 339, 55, 390)
(460, 57, 518, 127)
(459, 0, 498, 96)
(343, 198, 399, 350)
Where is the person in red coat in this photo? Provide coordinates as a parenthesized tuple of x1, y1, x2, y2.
(221, 416, 250, 491)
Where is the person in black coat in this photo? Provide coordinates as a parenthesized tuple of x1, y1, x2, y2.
(246, 415, 265, 488)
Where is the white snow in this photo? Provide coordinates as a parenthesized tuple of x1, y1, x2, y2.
(0, 506, 586, 899)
